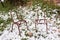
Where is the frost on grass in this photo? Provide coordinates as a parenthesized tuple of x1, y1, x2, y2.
(0, 5, 60, 40)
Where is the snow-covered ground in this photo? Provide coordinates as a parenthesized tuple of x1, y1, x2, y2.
(0, 5, 60, 40)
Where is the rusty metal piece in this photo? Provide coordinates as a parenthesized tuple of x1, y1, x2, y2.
(10, 11, 28, 36)
(35, 11, 48, 33)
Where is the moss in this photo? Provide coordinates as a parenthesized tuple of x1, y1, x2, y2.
(0, 0, 18, 12)
(6, 18, 12, 24)
(0, 17, 11, 31)
(21, 38, 28, 40)
(0, 18, 4, 24)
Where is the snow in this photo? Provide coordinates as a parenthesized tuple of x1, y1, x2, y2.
(0, 5, 60, 40)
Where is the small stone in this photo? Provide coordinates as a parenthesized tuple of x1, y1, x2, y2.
(26, 32, 33, 37)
